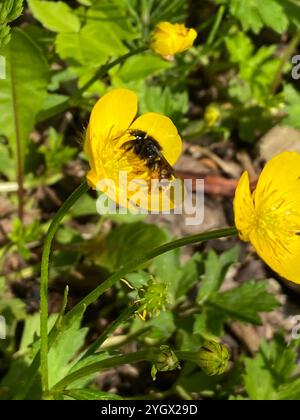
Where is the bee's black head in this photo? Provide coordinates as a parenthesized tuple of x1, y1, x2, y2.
(130, 129, 147, 141)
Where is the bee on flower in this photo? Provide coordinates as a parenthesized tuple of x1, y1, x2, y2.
(84, 88, 183, 212)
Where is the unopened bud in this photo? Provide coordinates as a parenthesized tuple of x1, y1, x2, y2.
(151, 345, 181, 380)
(197, 340, 230, 376)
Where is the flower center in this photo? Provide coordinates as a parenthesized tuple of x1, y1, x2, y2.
(100, 132, 150, 182)
(253, 187, 300, 256)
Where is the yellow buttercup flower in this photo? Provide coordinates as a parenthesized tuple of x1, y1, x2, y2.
(234, 151, 300, 284)
(151, 22, 197, 59)
(84, 88, 183, 211)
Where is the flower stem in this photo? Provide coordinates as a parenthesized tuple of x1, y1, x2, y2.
(52, 350, 157, 393)
(206, 5, 225, 47)
(52, 346, 221, 394)
(79, 304, 139, 360)
(40, 181, 89, 392)
(37, 46, 148, 123)
(52, 347, 206, 393)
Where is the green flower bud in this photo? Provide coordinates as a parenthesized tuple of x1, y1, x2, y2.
(151, 345, 181, 380)
(197, 340, 230, 376)
(137, 280, 169, 321)
(204, 104, 221, 128)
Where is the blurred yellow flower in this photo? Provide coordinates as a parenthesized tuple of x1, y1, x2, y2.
(84, 88, 183, 211)
(204, 104, 221, 128)
(234, 151, 300, 284)
(151, 22, 197, 59)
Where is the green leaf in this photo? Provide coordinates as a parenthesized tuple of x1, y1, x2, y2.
(278, 0, 300, 30)
(244, 354, 276, 400)
(151, 230, 181, 296)
(276, 377, 300, 400)
(147, 311, 176, 342)
(0, 25, 10, 49)
(63, 388, 123, 400)
(0, 358, 41, 400)
(70, 193, 98, 217)
(175, 253, 204, 300)
(259, 336, 297, 384)
(244, 335, 299, 400)
(197, 246, 240, 304)
(193, 309, 224, 338)
(225, 32, 254, 63)
(283, 84, 300, 129)
(0, 0, 24, 48)
(239, 45, 280, 105)
(0, 0, 23, 23)
(8, 218, 42, 259)
(140, 0, 188, 25)
(28, 0, 80, 33)
(67, 353, 112, 389)
(95, 222, 168, 272)
(112, 54, 171, 83)
(208, 280, 279, 325)
(124, 271, 152, 288)
(228, 0, 289, 34)
(87, 1, 139, 40)
(0, 297, 26, 326)
(56, 22, 127, 66)
(0, 28, 49, 176)
(139, 86, 188, 128)
(48, 318, 88, 388)
(39, 127, 77, 174)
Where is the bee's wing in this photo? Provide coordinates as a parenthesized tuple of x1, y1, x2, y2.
(152, 145, 176, 176)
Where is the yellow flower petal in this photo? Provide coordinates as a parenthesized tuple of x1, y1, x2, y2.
(84, 124, 95, 173)
(254, 151, 300, 209)
(86, 168, 100, 189)
(249, 229, 300, 284)
(233, 171, 255, 241)
(84, 88, 138, 188)
(130, 112, 182, 165)
(87, 88, 138, 149)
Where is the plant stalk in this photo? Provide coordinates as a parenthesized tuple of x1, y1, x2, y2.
(40, 181, 89, 392)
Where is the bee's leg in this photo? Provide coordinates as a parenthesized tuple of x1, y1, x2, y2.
(147, 157, 160, 172)
(121, 140, 135, 152)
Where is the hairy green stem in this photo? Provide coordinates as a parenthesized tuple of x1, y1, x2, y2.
(37, 46, 148, 123)
(52, 348, 209, 393)
(40, 181, 89, 392)
(52, 350, 157, 392)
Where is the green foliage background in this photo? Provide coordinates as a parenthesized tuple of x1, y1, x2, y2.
(0, 0, 300, 401)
